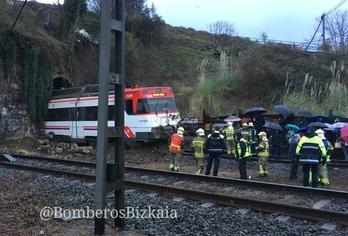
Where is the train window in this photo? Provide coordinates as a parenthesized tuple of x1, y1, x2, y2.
(47, 108, 72, 121)
(137, 100, 147, 113)
(126, 100, 134, 114)
(136, 98, 177, 113)
(85, 107, 98, 121)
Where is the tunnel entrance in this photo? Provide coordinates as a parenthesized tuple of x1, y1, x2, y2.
(52, 77, 72, 90)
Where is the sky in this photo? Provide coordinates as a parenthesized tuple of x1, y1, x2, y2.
(36, 0, 348, 43)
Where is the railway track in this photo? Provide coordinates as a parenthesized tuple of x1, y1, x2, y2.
(182, 151, 348, 168)
(3, 153, 348, 198)
(1, 153, 348, 225)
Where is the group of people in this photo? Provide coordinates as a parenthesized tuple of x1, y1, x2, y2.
(168, 122, 335, 188)
(289, 128, 333, 187)
(168, 122, 270, 180)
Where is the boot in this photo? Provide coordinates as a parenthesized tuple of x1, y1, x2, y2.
(258, 165, 264, 176)
(169, 164, 174, 171)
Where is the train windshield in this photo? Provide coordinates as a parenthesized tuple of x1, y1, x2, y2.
(137, 98, 177, 113)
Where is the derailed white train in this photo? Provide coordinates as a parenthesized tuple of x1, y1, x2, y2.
(45, 85, 180, 142)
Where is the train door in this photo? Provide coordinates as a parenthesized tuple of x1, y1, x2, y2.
(71, 107, 83, 139)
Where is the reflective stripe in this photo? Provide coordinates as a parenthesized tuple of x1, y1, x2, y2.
(208, 148, 224, 152)
(302, 146, 320, 150)
(299, 159, 320, 163)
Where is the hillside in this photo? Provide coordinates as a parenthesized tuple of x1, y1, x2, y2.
(0, 1, 348, 140)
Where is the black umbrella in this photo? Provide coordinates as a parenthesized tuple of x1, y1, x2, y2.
(262, 121, 283, 131)
(308, 122, 327, 129)
(244, 107, 267, 116)
(308, 115, 330, 123)
(274, 105, 293, 118)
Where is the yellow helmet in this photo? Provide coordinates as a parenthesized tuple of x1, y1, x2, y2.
(242, 123, 248, 127)
(227, 121, 233, 126)
(258, 131, 267, 137)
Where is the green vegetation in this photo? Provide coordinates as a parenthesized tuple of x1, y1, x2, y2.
(1, 0, 348, 127)
(23, 47, 52, 126)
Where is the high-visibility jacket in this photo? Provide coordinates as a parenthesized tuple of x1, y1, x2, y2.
(169, 133, 183, 154)
(224, 127, 234, 140)
(191, 137, 206, 158)
(296, 135, 327, 164)
(257, 138, 269, 157)
(236, 138, 250, 159)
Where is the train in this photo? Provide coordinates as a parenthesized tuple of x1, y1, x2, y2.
(44, 85, 180, 143)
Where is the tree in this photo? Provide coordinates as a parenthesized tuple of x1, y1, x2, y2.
(326, 10, 348, 55)
(260, 32, 268, 44)
(208, 21, 235, 51)
(59, 0, 87, 45)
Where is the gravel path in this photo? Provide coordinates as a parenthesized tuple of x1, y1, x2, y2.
(1, 166, 348, 235)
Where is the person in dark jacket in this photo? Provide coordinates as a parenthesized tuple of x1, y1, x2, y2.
(269, 130, 281, 156)
(205, 129, 226, 176)
(296, 127, 327, 188)
(289, 134, 301, 180)
(235, 131, 251, 179)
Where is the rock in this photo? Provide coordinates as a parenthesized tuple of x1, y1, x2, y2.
(55, 147, 64, 154)
(71, 143, 79, 152)
(18, 149, 28, 155)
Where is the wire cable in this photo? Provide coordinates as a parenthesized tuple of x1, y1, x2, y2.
(1, 0, 28, 49)
(305, 19, 322, 50)
(326, 0, 347, 15)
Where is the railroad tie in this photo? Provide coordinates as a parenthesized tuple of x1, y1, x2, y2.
(320, 223, 336, 231)
(312, 199, 331, 209)
(276, 215, 290, 222)
(200, 202, 215, 208)
(172, 197, 185, 203)
(235, 208, 250, 216)
(2, 154, 16, 162)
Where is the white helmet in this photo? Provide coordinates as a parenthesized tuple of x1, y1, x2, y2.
(177, 127, 185, 135)
(315, 129, 325, 139)
(196, 128, 205, 136)
(227, 121, 233, 126)
(248, 122, 254, 127)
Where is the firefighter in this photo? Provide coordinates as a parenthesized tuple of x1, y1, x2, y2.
(248, 122, 257, 155)
(191, 128, 206, 175)
(240, 123, 251, 153)
(296, 127, 327, 188)
(256, 131, 269, 176)
(235, 131, 251, 179)
(224, 122, 235, 157)
(205, 128, 226, 176)
(168, 127, 185, 171)
(315, 129, 333, 185)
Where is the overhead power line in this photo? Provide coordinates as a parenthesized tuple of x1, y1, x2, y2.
(305, 18, 322, 50)
(2, 0, 28, 49)
(326, 0, 347, 16)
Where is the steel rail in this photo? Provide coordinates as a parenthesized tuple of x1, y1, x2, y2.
(3, 154, 348, 199)
(0, 161, 348, 226)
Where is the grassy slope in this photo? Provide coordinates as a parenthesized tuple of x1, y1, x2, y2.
(1, 4, 347, 117)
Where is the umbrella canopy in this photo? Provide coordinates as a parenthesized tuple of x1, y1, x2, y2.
(332, 122, 348, 129)
(296, 127, 308, 134)
(244, 107, 267, 116)
(308, 122, 327, 129)
(263, 121, 283, 131)
(224, 115, 241, 123)
(274, 105, 293, 118)
(341, 125, 348, 143)
(308, 115, 330, 123)
(284, 124, 300, 131)
(295, 109, 312, 117)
